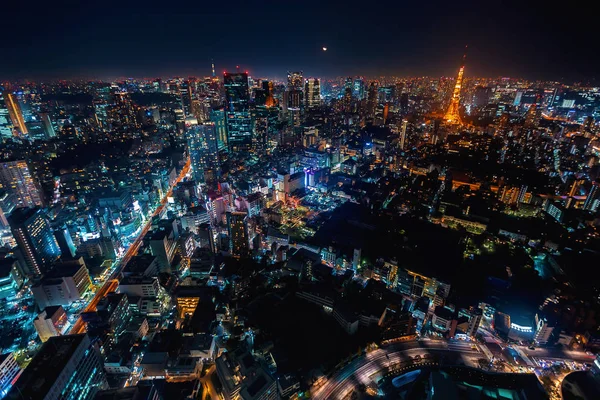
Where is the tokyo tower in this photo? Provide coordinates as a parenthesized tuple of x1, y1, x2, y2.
(444, 49, 467, 124)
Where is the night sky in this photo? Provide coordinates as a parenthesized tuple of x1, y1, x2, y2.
(3, 0, 598, 81)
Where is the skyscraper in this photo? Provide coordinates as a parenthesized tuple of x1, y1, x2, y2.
(3, 92, 28, 136)
(0, 91, 15, 138)
(366, 82, 378, 117)
(224, 72, 252, 151)
(227, 211, 249, 258)
(584, 181, 600, 212)
(187, 123, 220, 184)
(287, 71, 304, 109)
(252, 105, 279, 152)
(287, 71, 303, 91)
(6, 334, 107, 400)
(305, 78, 321, 109)
(399, 119, 408, 151)
(0, 160, 43, 208)
(8, 207, 61, 277)
(353, 77, 365, 100)
(210, 107, 228, 151)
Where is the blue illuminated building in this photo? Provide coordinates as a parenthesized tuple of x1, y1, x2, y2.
(8, 207, 61, 278)
(223, 72, 252, 151)
(187, 123, 220, 184)
(6, 334, 107, 400)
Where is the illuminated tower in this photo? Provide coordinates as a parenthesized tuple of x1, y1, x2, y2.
(3, 92, 28, 136)
(444, 52, 466, 124)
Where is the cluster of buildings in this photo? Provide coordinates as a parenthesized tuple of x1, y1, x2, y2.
(1, 61, 600, 399)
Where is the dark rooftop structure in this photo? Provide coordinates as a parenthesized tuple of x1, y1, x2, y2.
(6, 334, 105, 400)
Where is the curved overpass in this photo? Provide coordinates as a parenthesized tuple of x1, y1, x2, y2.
(311, 339, 482, 400)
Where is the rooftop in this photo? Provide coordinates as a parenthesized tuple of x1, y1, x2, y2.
(6, 334, 89, 400)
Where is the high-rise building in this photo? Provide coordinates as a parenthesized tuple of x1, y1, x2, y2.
(8, 207, 61, 277)
(227, 211, 249, 258)
(39, 112, 56, 138)
(0, 91, 15, 138)
(305, 78, 321, 109)
(210, 107, 228, 151)
(287, 71, 304, 109)
(0, 258, 24, 300)
(0, 160, 43, 208)
(252, 105, 279, 152)
(6, 334, 108, 400)
(366, 82, 378, 117)
(2, 92, 28, 136)
(399, 119, 408, 150)
(188, 123, 220, 184)
(33, 305, 69, 342)
(287, 90, 303, 109)
(224, 72, 252, 151)
(287, 71, 303, 91)
(31, 258, 92, 309)
(466, 308, 483, 337)
(0, 352, 21, 398)
(584, 181, 600, 212)
(353, 77, 365, 100)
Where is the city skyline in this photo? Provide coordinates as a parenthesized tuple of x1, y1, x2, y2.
(2, 0, 599, 82)
(2, 3, 600, 399)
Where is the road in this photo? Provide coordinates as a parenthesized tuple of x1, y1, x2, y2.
(69, 158, 191, 335)
(516, 345, 595, 364)
(311, 339, 482, 400)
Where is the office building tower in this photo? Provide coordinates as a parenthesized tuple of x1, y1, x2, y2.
(254, 80, 275, 107)
(399, 119, 408, 150)
(305, 78, 321, 109)
(353, 78, 365, 100)
(533, 314, 555, 345)
(287, 71, 303, 91)
(0, 258, 24, 300)
(0, 92, 15, 138)
(227, 211, 249, 258)
(252, 105, 279, 152)
(34, 305, 69, 342)
(210, 107, 228, 151)
(2, 92, 28, 136)
(31, 258, 92, 309)
(148, 224, 177, 273)
(8, 207, 61, 277)
(287, 90, 303, 109)
(399, 93, 409, 114)
(366, 82, 378, 117)
(466, 308, 483, 337)
(584, 181, 600, 212)
(0, 353, 21, 398)
(224, 72, 252, 151)
(6, 334, 108, 400)
(286, 71, 304, 109)
(54, 226, 77, 258)
(0, 160, 43, 208)
(188, 123, 220, 184)
(472, 86, 492, 108)
(39, 112, 56, 138)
